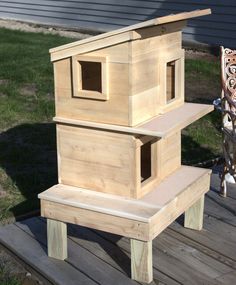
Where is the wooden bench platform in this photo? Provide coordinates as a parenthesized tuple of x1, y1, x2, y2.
(39, 166, 211, 242)
(0, 167, 236, 285)
(38, 165, 211, 283)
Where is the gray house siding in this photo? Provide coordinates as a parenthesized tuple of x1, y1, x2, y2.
(0, 0, 235, 47)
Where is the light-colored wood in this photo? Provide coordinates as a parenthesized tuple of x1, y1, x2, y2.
(39, 166, 211, 241)
(56, 124, 139, 198)
(128, 89, 160, 133)
(50, 31, 139, 62)
(158, 131, 181, 179)
(47, 219, 67, 260)
(131, 29, 183, 59)
(83, 42, 130, 64)
(148, 169, 210, 239)
(131, 239, 153, 283)
(54, 58, 130, 126)
(54, 103, 214, 137)
(41, 200, 150, 241)
(50, 9, 211, 61)
(72, 55, 108, 100)
(41, 9, 213, 284)
(56, 124, 161, 198)
(184, 195, 205, 230)
(39, 184, 161, 223)
(158, 49, 185, 112)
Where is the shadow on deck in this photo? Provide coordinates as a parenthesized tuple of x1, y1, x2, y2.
(0, 168, 236, 285)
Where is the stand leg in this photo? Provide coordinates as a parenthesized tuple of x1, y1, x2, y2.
(220, 165, 227, 197)
(47, 219, 68, 260)
(131, 239, 153, 283)
(184, 195, 204, 230)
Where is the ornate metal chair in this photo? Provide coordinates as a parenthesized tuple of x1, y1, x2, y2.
(214, 46, 236, 196)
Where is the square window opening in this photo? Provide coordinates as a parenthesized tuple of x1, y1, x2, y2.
(166, 61, 176, 102)
(80, 61, 102, 93)
(141, 141, 152, 183)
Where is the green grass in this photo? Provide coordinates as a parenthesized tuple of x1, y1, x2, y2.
(0, 28, 72, 222)
(0, 28, 222, 222)
(185, 58, 220, 80)
(182, 58, 222, 165)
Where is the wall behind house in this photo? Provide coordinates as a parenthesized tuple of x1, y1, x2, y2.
(0, 0, 235, 48)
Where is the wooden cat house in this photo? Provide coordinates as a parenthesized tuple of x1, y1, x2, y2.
(39, 9, 213, 283)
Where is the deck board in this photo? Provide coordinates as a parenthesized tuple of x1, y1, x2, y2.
(0, 167, 236, 285)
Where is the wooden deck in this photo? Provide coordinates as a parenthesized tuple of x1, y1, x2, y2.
(0, 167, 236, 285)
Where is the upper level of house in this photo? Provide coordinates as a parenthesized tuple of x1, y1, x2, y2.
(51, 9, 211, 127)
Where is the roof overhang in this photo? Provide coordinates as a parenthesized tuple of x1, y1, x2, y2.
(50, 9, 211, 62)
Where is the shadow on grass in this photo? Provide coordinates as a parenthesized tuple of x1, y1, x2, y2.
(182, 134, 217, 165)
(0, 123, 57, 218)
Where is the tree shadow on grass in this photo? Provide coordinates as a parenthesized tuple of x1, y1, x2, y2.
(0, 123, 58, 218)
(182, 133, 218, 165)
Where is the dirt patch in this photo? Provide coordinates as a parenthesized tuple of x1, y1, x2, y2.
(20, 83, 37, 97)
(0, 19, 92, 40)
(185, 49, 218, 62)
(0, 79, 9, 85)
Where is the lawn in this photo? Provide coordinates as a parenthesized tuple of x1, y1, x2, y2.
(0, 27, 222, 223)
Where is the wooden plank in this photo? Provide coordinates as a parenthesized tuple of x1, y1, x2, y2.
(184, 195, 204, 230)
(139, 102, 213, 136)
(0, 223, 96, 285)
(153, 232, 233, 285)
(97, 229, 227, 285)
(166, 226, 236, 270)
(50, 31, 139, 62)
(39, 166, 210, 223)
(54, 115, 163, 137)
(17, 217, 179, 285)
(205, 196, 236, 227)
(39, 166, 211, 242)
(149, 168, 210, 239)
(47, 219, 67, 260)
(131, 239, 153, 283)
(157, 131, 181, 180)
(54, 102, 214, 136)
(50, 9, 211, 61)
(41, 199, 150, 241)
(67, 223, 180, 285)
(170, 214, 236, 263)
(54, 58, 130, 126)
(83, 42, 130, 64)
(56, 125, 145, 198)
(15, 218, 139, 285)
(39, 184, 161, 223)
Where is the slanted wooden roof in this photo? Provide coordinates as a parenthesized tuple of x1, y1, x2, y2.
(50, 9, 211, 62)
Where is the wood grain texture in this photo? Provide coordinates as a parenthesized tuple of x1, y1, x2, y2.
(131, 239, 153, 283)
(3, 167, 236, 285)
(56, 124, 140, 197)
(50, 9, 211, 61)
(39, 166, 211, 241)
(47, 219, 67, 260)
(54, 58, 130, 126)
(41, 199, 150, 241)
(54, 102, 213, 136)
(148, 168, 211, 239)
(0, 223, 96, 285)
(184, 195, 205, 230)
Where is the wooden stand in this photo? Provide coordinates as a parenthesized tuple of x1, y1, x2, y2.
(39, 166, 211, 283)
(38, 9, 212, 284)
